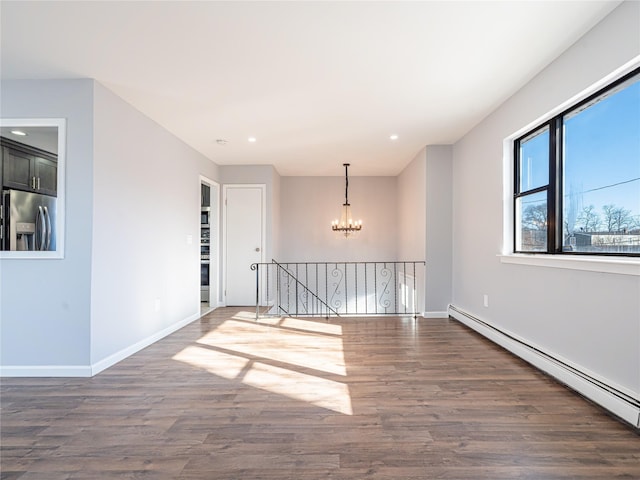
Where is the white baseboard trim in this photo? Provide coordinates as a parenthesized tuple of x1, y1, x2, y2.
(1, 312, 203, 378)
(0, 365, 92, 377)
(91, 311, 201, 376)
(448, 305, 640, 428)
(422, 311, 449, 318)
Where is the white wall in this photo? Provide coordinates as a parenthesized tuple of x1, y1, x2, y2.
(451, 1, 639, 417)
(279, 176, 397, 262)
(397, 148, 426, 261)
(425, 146, 453, 315)
(271, 168, 281, 261)
(0, 79, 221, 374)
(90, 83, 220, 367)
(0, 79, 94, 372)
(397, 146, 453, 316)
(397, 148, 427, 313)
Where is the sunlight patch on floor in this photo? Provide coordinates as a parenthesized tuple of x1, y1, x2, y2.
(172, 314, 352, 415)
(244, 361, 353, 415)
(277, 316, 343, 335)
(173, 345, 248, 379)
(197, 317, 347, 376)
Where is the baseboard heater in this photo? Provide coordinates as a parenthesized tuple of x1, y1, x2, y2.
(448, 304, 640, 429)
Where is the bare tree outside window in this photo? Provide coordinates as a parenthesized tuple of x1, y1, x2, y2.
(602, 204, 635, 233)
(576, 205, 601, 232)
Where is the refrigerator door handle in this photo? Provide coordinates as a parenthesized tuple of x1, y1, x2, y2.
(36, 205, 46, 251)
(44, 206, 51, 251)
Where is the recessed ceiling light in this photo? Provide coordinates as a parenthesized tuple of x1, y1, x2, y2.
(389, 134, 399, 141)
(10, 130, 27, 136)
(248, 136, 257, 143)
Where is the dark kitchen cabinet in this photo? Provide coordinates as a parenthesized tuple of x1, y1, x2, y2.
(2, 147, 32, 192)
(33, 156, 57, 196)
(1, 139, 57, 197)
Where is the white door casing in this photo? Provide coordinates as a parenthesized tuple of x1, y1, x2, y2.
(200, 176, 220, 307)
(223, 184, 265, 306)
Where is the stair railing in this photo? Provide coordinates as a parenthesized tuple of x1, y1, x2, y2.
(251, 260, 339, 320)
(251, 260, 425, 320)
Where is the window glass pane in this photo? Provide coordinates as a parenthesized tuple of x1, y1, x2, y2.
(519, 126, 549, 192)
(516, 190, 547, 252)
(563, 75, 640, 254)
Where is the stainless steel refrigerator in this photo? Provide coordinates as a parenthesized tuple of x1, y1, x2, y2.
(1, 189, 57, 251)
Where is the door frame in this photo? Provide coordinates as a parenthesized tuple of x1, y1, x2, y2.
(222, 184, 266, 307)
(200, 175, 220, 309)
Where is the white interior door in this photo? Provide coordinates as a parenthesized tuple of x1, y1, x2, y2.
(224, 185, 265, 306)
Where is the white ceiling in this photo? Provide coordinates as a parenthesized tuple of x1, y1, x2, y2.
(1, 1, 621, 176)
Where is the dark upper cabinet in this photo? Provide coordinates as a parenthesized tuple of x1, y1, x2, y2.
(2, 147, 32, 192)
(1, 139, 57, 197)
(33, 156, 57, 196)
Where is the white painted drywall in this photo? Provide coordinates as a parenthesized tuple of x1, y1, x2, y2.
(425, 145, 453, 314)
(397, 148, 426, 261)
(90, 82, 220, 365)
(279, 176, 397, 262)
(397, 148, 427, 313)
(451, 2, 640, 397)
(0, 79, 94, 369)
(397, 146, 453, 315)
(0, 79, 221, 373)
(271, 168, 282, 261)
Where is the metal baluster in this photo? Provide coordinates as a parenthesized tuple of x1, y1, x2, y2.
(364, 262, 368, 315)
(325, 263, 328, 318)
(287, 263, 291, 315)
(296, 263, 299, 315)
(384, 262, 388, 314)
(354, 263, 358, 315)
(276, 263, 280, 315)
(414, 261, 418, 318)
(254, 264, 260, 320)
(393, 262, 397, 315)
(403, 262, 407, 315)
(265, 263, 270, 316)
(344, 262, 349, 315)
(374, 262, 378, 315)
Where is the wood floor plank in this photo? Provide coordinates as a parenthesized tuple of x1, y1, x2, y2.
(2, 308, 638, 479)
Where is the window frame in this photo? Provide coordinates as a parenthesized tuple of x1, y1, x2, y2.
(512, 66, 640, 258)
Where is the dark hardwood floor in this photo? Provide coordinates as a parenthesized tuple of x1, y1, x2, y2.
(2, 307, 639, 479)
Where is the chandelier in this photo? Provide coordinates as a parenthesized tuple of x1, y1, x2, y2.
(331, 163, 362, 237)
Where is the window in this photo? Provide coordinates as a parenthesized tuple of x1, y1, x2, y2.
(514, 68, 640, 256)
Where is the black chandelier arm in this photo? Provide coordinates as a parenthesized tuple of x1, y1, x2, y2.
(332, 224, 362, 232)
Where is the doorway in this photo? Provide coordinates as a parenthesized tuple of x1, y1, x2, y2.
(223, 184, 265, 306)
(200, 176, 219, 313)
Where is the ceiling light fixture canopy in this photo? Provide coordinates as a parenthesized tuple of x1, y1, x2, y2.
(331, 163, 362, 238)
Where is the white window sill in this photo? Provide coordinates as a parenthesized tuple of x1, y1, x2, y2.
(499, 254, 640, 276)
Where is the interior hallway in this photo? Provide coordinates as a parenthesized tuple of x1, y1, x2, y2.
(1, 307, 638, 479)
